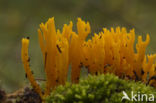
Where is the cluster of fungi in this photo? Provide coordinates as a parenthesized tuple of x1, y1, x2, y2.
(21, 17, 156, 99)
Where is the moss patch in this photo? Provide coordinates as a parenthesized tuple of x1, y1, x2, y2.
(46, 73, 156, 103)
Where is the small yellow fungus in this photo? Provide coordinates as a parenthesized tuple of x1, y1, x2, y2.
(21, 38, 42, 97)
(21, 17, 156, 98)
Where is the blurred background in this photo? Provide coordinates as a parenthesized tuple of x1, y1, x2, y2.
(0, 0, 156, 92)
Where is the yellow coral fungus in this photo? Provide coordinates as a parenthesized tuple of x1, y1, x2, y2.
(21, 17, 156, 98)
(38, 18, 69, 96)
(21, 38, 42, 97)
(69, 18, 90, 83)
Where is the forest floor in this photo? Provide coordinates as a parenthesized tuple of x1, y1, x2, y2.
(0, 87, 41, 103)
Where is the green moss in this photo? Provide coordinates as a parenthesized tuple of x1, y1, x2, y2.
(45, 74, 156, 103)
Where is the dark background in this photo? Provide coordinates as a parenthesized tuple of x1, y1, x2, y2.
(0, 0, 156, 92)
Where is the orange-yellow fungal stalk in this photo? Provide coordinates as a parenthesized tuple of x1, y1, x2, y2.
(21, 38, 42, 97)
(37, 18, 70, 96)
